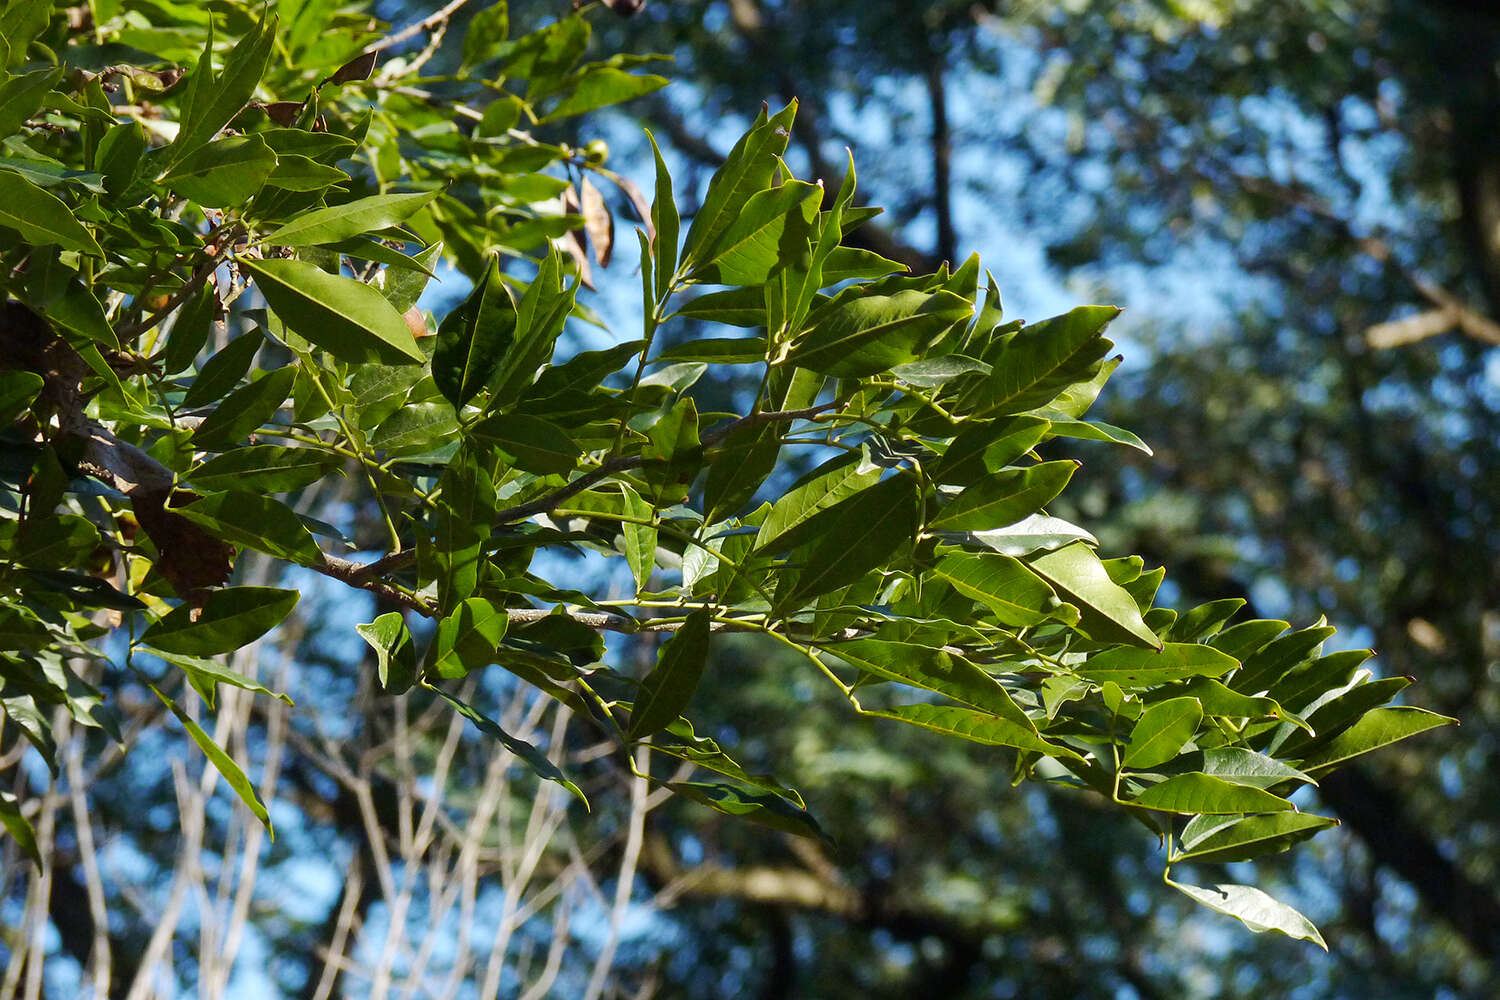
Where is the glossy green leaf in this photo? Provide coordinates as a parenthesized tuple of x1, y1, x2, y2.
(263, 154, 349, 192)
(1177, 812, 1338, 864)
(182, 331, 261, 407)
(620, 483, 657, 590)
(1167, 879, 1326, 949)
(162, 14, 275, 168)
(933, 415, 1049, 485)
(826, 639, 1035, 727)
(674, 287, 767, 327)
(434, 689, 586, 804)
(542, 66, 669, 122)
(171, 490, 324, 565)
(684, 100, 797, 266)
(0, 171, 104, 256)
(669, 780, 824, 841)
(931, 551, 1068, 627)
(434, 253, 517, 408)
(754, 455, 881, 552)
(473, 413, 582, 474)
(140, 645, 292, 705)
(190, 366, 295, 449)
(646, 129, 678, 298)
(0, 66, 63, 141)
(489, 247, 577, 409)
(139, 587, 298, 656)
(260, 190, 441, 247)
(788, 289, 972, 377)
(161, 135, 275, 207)
(1298, 707, 1455, 775)
(972, 513, 1097, 557)
(930, 460, 1076, 532)
(962, 305, 1118, 415)
(1200, 747, 1315, 789)
(150, 684, 272, 834)
(690, 179, 820, 286)
(356, 612, 418, 695)
(870, 704, 1081, 759)
(1027, 542, 1159, 648)
(1132, 773, 1293, 814)
(1041, 416, 1152, 454)
(777, 474, 919, 607)
(1076, 643, 1237, 687)
(186, 444, 336, 493)
(629, 609, 711, 739)
(1230, 624, 1337, 695)
(241, 257, 424, 365)
(1123, 697, 1203, 768)
(369, 402, 460, 456)
(426, 597, 509, 679)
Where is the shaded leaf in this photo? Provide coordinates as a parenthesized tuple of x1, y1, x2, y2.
(139, 587, 298, 655)
(629, 610, 711, 739)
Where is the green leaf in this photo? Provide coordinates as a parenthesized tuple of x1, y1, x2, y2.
(0, 171, 104, 256)
(1149, 677, 1286, 721)
(182, 331, 261, 407)
(356, 612, 418, 695)
(684, 100, 797, 266)
(931, 551, 1069, 627)
(629, 609, 711, 739)
(0, 66, 64, 140)
(869, 704, 1081, 759)
(425, 449, 493, 610)
(655, 336, 768, 365)
(260, 190, 441, 247)
(434, 688, 586, 804)
(754, 455, 881, 552)
(240, 257, 424, 365)
(36, 271, 117, 350)
(0, 370, 44, 427)
(263, 154, 349, 192)
(620, 483, 657, 590)
(656, 719, 806, 806)
(777, 474, 919, 607)
(186, 444, 336, 493)
(826, 639, 1035, 727)
(788, 289, 972, 377)
(961, 305, 1118, 415)
(171, 491, 323, 566)
(140, 645, 292, 705)
(972, 513, 1097, 557)
(1199, 748, 1315, 789)
(932, 416, 1049, 486)
(150, 684, 272, 835)
(461, 0, 510, 66)
(542, 66, 669, 121)
(1177, 812, 1338, 863)
(1041, 416, 1152, 454)
(434, 253, 517, 408)
(0, 789, 40, 866)
(370, 402, 460, 456)
(190, 366, 295, 449)
(1123, 697, 1203, 768)
(426, 598, 509, 679)
(1027, 542, 1159, 648)
(161, 14, 275, 168)
(670, 780, 824, 841)
(690, 179, 821, 286)
(674, 287, 767, 327)
(139, 587, 299, 656)
(1298, 706, 1455, 775)
(1167, 879, 1326, 949)
(704, 420, 781, 522)
(930, 460, 1077, 532)
(1076, 643, 1237, 687)
(1230, 624, 1337, 695)
(161, 135, 275, 207)
(1132, 773, 1293, 814)
(472, 413, 581, 474)
(646, 129, 678, 299)
(489, 247, 577, 409)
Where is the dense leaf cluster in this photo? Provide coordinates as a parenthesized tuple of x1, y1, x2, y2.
(0, 0, 1450, 948)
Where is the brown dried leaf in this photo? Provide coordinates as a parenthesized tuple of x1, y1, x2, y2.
(580, 176, 614, 268)
(326, 50, 378, 87)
